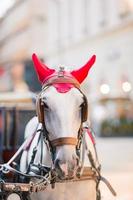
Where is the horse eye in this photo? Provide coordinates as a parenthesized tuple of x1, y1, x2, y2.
(44, 102, 49, 109)
(79, 103, 83, 108)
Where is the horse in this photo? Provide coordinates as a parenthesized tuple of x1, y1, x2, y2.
(20, 53, 100, 200)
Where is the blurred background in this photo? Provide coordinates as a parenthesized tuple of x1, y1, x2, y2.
(0, 0, 133, 199)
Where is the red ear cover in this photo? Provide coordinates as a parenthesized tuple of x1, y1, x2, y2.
(71, 55, 96, 83)
(32, 53, 55, 83)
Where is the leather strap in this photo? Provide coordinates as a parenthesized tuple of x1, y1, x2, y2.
(42, 76, 80, 90)
(51, 137, 78, 147)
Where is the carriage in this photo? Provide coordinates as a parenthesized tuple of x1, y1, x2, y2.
(0, 92, 35, 163)
(0, 55, 116, 200)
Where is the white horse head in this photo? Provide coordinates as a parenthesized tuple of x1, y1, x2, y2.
(32, 53, 96, 179)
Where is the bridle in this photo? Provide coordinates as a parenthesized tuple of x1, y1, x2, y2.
(36, 75, 88, 154)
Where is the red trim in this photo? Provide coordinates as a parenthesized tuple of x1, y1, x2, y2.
(86, 129, 95, 145)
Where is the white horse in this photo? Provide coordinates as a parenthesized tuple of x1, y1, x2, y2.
(20, 53, 100, 200)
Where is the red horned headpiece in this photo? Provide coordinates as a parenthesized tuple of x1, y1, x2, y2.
(70, 55, 96, 83)
(32, 53, 55, 83)
(32, 53, 96, 84)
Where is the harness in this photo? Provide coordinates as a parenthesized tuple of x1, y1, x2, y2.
(35, 73, 116, 197)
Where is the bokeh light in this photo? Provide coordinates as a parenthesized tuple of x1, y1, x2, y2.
(122, 81, 132, 92)
(100, 84, 110, 94)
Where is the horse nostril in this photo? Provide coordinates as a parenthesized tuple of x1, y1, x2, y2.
(76, 157, 79, 165)
(54, 159, 65, 179)
(54, 158, 60, 168)
(72, 154, 79, 165)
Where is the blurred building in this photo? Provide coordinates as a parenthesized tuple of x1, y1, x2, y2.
(0, 0, 47, 64)
(0, 0, 133, 97)
(0, 0, 133, 137)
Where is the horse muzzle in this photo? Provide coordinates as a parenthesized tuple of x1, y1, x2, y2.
(50, 137, 79, 179)
(54, 156, 78, 180)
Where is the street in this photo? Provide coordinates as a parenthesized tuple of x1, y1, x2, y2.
(100, 172, 133, 200)
(97, 137, 133, 200)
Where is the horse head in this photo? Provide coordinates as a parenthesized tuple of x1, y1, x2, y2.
(32, 53, 96, 179)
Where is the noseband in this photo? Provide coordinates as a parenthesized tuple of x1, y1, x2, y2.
(36, 75, 88, 149)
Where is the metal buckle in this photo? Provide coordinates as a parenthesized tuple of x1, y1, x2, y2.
(58, 67, 65, 77)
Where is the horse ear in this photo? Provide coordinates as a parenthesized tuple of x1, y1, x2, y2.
(71, 55, 96, 84)
(32, 53, 55, 83)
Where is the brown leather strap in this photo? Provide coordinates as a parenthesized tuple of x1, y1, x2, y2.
(42, 76, 80, 90)
(51, 137, 78, 147)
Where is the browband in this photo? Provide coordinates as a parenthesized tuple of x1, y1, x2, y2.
(42, 76, 81, 90)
